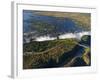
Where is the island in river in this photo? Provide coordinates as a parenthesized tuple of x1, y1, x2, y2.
(23, 10, 91, 69)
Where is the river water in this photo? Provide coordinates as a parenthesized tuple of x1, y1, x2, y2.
(23, 10, 91, 43)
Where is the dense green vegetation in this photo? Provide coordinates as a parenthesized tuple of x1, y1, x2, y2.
(23, 39, 77, 52)
(23, 36, 91, 69)
(80, 35, 91, 46)
(23, 10, 91, 69)
(23, 39, 78, 69)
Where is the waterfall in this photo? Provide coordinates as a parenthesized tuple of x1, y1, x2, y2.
(24, 31, 91, 43)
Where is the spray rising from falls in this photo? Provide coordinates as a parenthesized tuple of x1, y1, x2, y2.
(24, 31, 91, 43)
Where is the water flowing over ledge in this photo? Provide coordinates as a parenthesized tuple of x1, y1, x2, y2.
(24, 31, 91, 43)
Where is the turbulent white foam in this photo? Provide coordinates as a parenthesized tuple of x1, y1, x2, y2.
(24, 31, 91, 42)
(35, 31, 91, 41)
(35, 36, 56, 41)
(59, 33, 76, 39)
